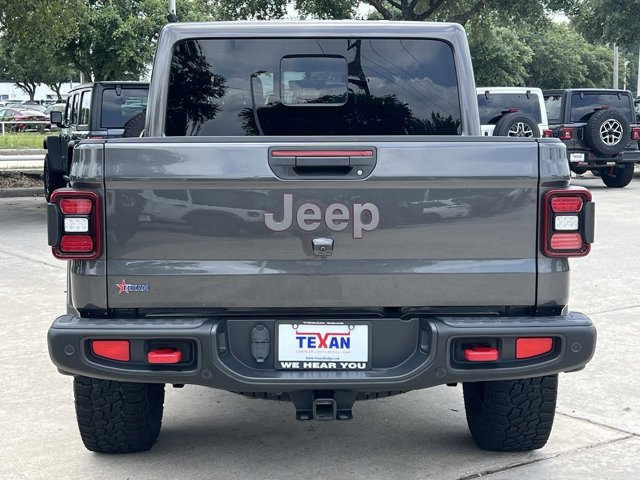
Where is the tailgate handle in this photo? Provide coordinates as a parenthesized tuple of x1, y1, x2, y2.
(269, 148, 376, 180)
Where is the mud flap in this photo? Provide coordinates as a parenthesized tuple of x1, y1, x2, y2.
(46, 136, 65, 173)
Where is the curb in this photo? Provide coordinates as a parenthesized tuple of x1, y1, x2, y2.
(0, 149, 46, 155)
(0, 187, 44, 198)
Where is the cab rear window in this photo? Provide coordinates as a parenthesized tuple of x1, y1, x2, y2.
(101, 88, 149, 128)
(477, 92, 542, 124)
(166, 38, 462, 136)
(570, 93, 633, 122)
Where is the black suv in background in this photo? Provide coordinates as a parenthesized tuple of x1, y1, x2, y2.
(543, 89, 640, 188)
(44, 81, 149, 200)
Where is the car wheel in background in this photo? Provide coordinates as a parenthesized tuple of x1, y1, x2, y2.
(43, 154, 66, 202)
(122, 111, 146, 138)
(584, 109, 630, 157)
(600, 163, 635, 188)
(493, 112, 540, 138)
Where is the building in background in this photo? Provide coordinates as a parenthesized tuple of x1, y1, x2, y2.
(0, 82, 79, 103)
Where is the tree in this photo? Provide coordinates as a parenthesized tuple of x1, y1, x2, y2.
(570, 0, 640, 45)
(468, 25, 533, 87)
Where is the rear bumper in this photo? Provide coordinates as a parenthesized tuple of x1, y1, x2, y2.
(567, 148, 640, 165)
(48, 312, 596, 393)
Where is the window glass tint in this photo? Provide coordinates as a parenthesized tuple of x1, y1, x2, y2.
(570, 93, 633, 122)
(477, 93, 541, 124)
(79, 91, 91, 125)
(544, 95, 563, 124)
(166, 38, 462, 136)
(70, 94, 79, 124)
(101, 88, 148, 128)
(280, 56, 348, 105)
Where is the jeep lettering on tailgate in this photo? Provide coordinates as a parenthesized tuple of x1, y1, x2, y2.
(264, 193, 380, 238)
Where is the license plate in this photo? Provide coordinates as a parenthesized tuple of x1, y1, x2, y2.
(570, 153, 585, 163)
(276, 321, 370, 370)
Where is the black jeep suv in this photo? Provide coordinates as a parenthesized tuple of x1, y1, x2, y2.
(544, 89, 640, 188)
(44, 82, 149, 200)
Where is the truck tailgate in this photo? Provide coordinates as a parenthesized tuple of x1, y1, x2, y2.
(103, 140, 539, 309)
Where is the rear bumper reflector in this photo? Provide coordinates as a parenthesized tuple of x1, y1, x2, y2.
(92, 340, 130, 362)
(516, 337, 553, 359)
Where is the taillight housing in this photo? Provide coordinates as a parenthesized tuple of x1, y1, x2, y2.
(542, 129, 553, 138)
(559, 127, 573, 140)
(631, 127, 640, 141)
(542, 188, 594, 258)
(48, 190, 102, 260)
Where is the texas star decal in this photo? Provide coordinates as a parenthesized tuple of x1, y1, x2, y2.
(116, 279, 150, 294)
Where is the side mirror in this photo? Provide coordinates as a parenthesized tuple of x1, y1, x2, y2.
(50, 111, 63, 126)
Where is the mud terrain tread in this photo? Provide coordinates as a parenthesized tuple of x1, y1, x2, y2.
(74, 376, 164, 453)
(463, 375, 557, 451)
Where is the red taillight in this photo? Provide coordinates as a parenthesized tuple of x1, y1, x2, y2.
(60, 235, 94, 252)
(550, 233, 583, 250)
(631, 128, 640, 141)
(59, 198, 92, 215)
(542, 188, 594, 258)
(92, 340, 130, 362)
(88, 135, 104, 139)
(551, 196, 583, 213)
(542, 129, 553, 138)
(516, 338, 553, 359)
(559, 127, 573, 140)
(49, 190, 101, 260)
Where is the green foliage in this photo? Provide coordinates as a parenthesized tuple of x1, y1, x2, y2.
(468, 25, 533, 87)
(522, 23, 612, 89)
(570, 0, 640, 45)
(0, 133, 47, 150)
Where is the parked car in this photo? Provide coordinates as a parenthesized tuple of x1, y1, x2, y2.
(0, 107, 47, 132)
(43, 81, 149, 200)
(476, 87, 550, 138)
(544, 88, 640, 187)
(21, 103, 47, 113)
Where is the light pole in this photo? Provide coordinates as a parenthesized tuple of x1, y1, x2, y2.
(624, 60, 630, 90)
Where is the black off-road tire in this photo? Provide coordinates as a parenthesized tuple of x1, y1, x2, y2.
(463, 375, 558, 452)
(600, 163, 635, 188)
(571, 165, 588, 175)
(122, 111, 146, 138)
(74, 376, 165, 453)
(584, 109, 630, 157)
(43, 154, 66, 202)
(493, 112, 540, 138)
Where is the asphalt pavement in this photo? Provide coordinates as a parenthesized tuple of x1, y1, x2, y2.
(0, 176, 639, 479)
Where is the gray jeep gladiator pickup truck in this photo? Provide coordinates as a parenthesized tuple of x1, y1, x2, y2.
(46, 21, 597, 454)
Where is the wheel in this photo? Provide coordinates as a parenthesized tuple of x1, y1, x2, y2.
(463, 375, 558, 451)
(584, 109, 630, 157)
(74, 376, 165, 453)
(493, 112, 540, 138)
(600, 163, 635, 188)
(43, 154, 66, 202)
(122, 111, 146, 138)
(571, 166, 588, 175)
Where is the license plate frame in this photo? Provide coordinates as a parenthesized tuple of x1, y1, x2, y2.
(570, 152, 585, 163)
(275, 320, 371, 370)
